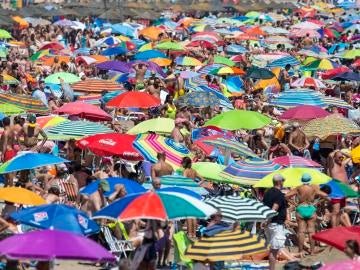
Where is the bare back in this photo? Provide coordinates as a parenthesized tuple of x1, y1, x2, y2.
(296, 185, 318, 204)
(152, 161, 174, 178)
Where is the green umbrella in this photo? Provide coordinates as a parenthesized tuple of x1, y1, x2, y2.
(155, 41, 184, 51)
(0, 48, 7, 58)
(192, 162, 226, 182)
(213, 56, 235, 67)
(245, 66, 275, 79)
(0, 29, 11, 39)
(204, 110, 271, 130)
(340, 49, 360, 60)
(127, 118, 174, 135)
(0, 103, 25, 115)
(245, 11, 260, 18)
(323, 179, 358, 198)
(44, 72, 80, 84)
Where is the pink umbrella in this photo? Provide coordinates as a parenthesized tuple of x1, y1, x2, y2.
(290, 28, 320, 38)
(272, 155, 321, 168)
(291, 77, 326, 89)
(320, 260, 360, 270)
(54, 101, 112, 122)
(279, 105, 330, 121)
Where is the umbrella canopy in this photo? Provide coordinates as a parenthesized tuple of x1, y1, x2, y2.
(106, 91, 161, 108)
(76, 133, 142, 161)
(267, 56, 300, 68)
(332, 71, 360, 81)
(93, 191, 216, 221)
(101, 46, 127, 56)
(213, 56, 235, 67)
(0, 103, 25, 115)
(134, 50, 166, 60)
(204, 110, 271, 130)
(0, 29, 11, 38)
(291, 77, 326, 89)
(127, 118, 174, 135)
(246, 66, 275, 79)
(303, 114, 360, 140)
(220, 158, 282, 186)
(155, 41, 184, 51)
(279, 105, 330, 121)
(254, 168, 331, 188)
(269, 90, 326, 108)
(0, 229, 115, 262)
(133, 134, 192, 169)
(272, 156, 321, 168)
(176, 91, 219, 108)
(204, 195, 277, 222)
(11, 204, 99, 235)
(175, 56, 203, 66)
(192, 162, 226, 182)
(202, 137, 257, 158)
(0, 93, 49, 114)
(313, 226, 360, 251)
(44, 72, 80, 84)
(80, 177, 146, 197)
(138, 26, 163, 40)
(185, 229, 268, 262)
(36, 115, 69, 129)
(320, 260, 360, 270)
(302, 59, 337, 71)
(0, 187, 45, 205)
(321, 179, 358, 199)
(96, 61, 130, 73)
(71, 79, 123, 93)
(0, 153, 68, 174)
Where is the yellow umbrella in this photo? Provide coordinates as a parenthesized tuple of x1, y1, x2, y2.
(12, 16, 29, 28)
(254, 168, 331, 188)
(351, 145, 360, 164)
(115, 35, 130, 41)
(0, 187, 46, 205)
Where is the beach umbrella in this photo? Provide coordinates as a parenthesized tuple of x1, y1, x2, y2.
(202, 137, 257, 158)
(204, 196, 277, 222)
(71, 79, 122, 93)
(41, 56, 71, 67)
(155, 41, 184, 51)
(209, 66, 245, 75)
(331, 72, 360, 82)
(225, 44, 247, 54)
(291, 77, 326, 89)
(53, 19, 75, 27)
(133, 133, 192, 169)
(80, 177, 146, 197)
(0, 103, 25, 115)
(0, 29, 11, 38)
(303, 114, 360, 140)
(101, 46, 127, 56)
(106, 91, 160, 108)
(267, 56, 300, 68)
(269, 90, 326, 108)
(44, 72, 80, 84)
(279, 105, 330, 121)
(320, 179, 358, 199)
(313, 226, 360, 251)
(220, 158, 282, 186)
(198, 63, 226, 74)
(127, 118, 174, 135)
(272, 156, 321, 168)
(111, 23, 136, 37)
(54, 101, 111, 122)
(191, 31, 220, 42)
(96, 60, 130, 72)
(179, 71, 199, 79)
(149, 57, 172, 67)
(204, 110, 271, 130)
(11, 204, 99, 235)
(185, 229, 267, 262)
(0, 153, 68, 174)
(213, 56, 235, 67)
(339, 49, 360, 59)
(192, 162, 226, 182)
(76, 133, 142, 161)
(186, 40, 215, 49)
(138, 26, 163, 40)
(157, 187, 203, 200)
(36, 115, 69, 129)
(245, 66, 275, 79)
(45, 120, 112, 140)
(39, 42, 64, 51)
(3, 74, 19, 84)
(290, 29, 321, 38)
(0, 187, 45, 205)
(254, 168, 331, 188)
(0, 93, 49, 114)
(93, 191, 216, 221)
(176, 91, 219, 108)
(175, 56, 203, 66)
(302, 59, 338, 71)
(320, 260, 360, 270)
(0, 229, 115, 262)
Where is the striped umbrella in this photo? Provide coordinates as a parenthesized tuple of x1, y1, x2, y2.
(198, 64, 226, 75)
(133, 134, 192, 169)
(0, 93, 49, 114)
(45, 121, 112, 140)
(267, 56, 300, 68)
(272, 155, 321, 168)
(71, 79, 123, 93)
(291, 77, 326, 89)
(269, 89, 326, 108)
(220, 158, 282, 186)
(204, 196, 278, 222)
(202, 138, 257, 158)
(185, 229, 268, 262)
(323, 96, 354, 109)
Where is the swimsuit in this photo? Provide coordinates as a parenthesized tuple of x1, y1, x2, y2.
(296, 205, 316, 220)
(166, 104, 176, 119)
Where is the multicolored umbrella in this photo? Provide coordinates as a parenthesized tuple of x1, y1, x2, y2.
(0, 103, 25, 115)
(323, 96, 354, 109)
(254, 168, 331, 188)
(44, 72, 80, 84)
(155, 41, 184, 51)
(291, 77, 326, 89)
(71, 79, 123, 93)
(313, 226, 360, 251)
(204, 196, 277, 222)
(0, 93, 49, 113)
(93, 191, 216, 221)
(106, 91, 161, 108)
(76, 133, 142, 161)
(127, 118, 174, 135)
(176, 91, 219, 108)
(3, 74, 19, 84)
(320, 260, 360, 270)
(267, 56, 300, 68)
(175, 56, 203, 66)
(0, 187, 45, 205)
(133, 134, 192, 169)
(279, 105, 330, 121)
(185, 229, 268, 262)
(272, 156, 321, 168)
(204, 110, 271, 130)
(321, 179, 358, 199)
(220, 158, 282, 186)
(209, 66, 245, 75)
(302, 59, 338, 71)
(11, 204, 99, 235)
(0, 229, 115, 262)
(202, 137, 257, 158)
(36, 115, 69, 129)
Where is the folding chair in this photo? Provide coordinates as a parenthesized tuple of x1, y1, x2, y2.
(58, 179, 78, 206)
(101, 226, 134, 260)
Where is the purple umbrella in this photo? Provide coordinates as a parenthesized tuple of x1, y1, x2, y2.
(0, 230, 115, 262)
(96, 60, 130, 73)
(129, 60, 166, 78)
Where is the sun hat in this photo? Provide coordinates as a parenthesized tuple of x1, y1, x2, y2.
(99, 179, 110, 192)
(301, 173, 312, 184)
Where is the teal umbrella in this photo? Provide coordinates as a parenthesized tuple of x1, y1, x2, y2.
(44, 72, 80, 84)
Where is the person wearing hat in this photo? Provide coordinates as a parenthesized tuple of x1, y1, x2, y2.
(81, 179, 110, 217)
(18, 114, 47, 152)
(285, 173, 329, 256)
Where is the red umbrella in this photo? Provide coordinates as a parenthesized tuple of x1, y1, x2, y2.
(312, 226, 360, 251)
(76, 133, 143, 161)
(193, 134, 223, 156)
(54, 101, 112, 122)
(321, 66, 351, 80)
(272, 156, 321, 168)
(39, 42, 65, 51)
(186, 40, 215, 49)
(279, 105, 330, 121)
(106, 91, 161, 109)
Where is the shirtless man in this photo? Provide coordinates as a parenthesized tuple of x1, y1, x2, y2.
(146, 81, 161, 99)
(1, 117, 17, 162)
(81, 179, 109, 217)
(151, 152, 174, 181)
(18, 114, 47, 151)
(285, 173, 329, 256)
(171, 119, 186, 144)
(134, 63, 147, 90)
(288, 122, 310, 157)
(302, 33, 313, 47)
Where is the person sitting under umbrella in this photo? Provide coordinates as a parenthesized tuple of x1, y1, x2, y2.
(18, 114, 47, 152)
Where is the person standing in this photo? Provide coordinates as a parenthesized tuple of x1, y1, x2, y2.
(263, 174, 288, 270)
(150, 152, 174, 181)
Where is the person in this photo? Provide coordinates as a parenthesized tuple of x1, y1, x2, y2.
(32, 80, 48, 106)
(18, 114, 47, 151)
(134, 63, 147, 90)
(81, 179, 109, 217)
(108, 184, 127, 202)
(268, 138, 292, 159)
(151, 178, 161, 190)
(328, 150, 349, 184)
(0, 117, 17, 163)
(288, 122, 310, 158)
(344, 240, 360, 260)
(162, 94, 176, 119)
(278, 64, 291, 91)
(285, 173, 329, 256)
(171, 118, 187, 144)
(263, 174, 288, 270)
(150, 152, 174, 181)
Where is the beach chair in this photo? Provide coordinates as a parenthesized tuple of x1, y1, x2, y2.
(101, 226, 134, 260)
(173, 231, 193, 269)
(58, 179, 78, 206)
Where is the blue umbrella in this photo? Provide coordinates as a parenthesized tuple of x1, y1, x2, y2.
(332, 72, 360, 82)
(131, 38, 146, 48)
(269, 89, 326, 109)
(0, 153, 69, 174)
(80, 177, 146, 197)
(11, 204, 99, 235)
(111, 23, 136, 37)
(101, 46, 127, 56)
(225, 76, 244, 94)
(134, 50, 167, 60)
(267, 56, 300, 68)
(225, 44, 247, 54)
(320, 179, 358, 199)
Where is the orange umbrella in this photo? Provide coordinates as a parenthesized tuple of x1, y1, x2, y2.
(8, 41, 26, 47)
(89, 55, 109, 63)
(139, 26, 163, 41)
(245, 26, 265, 36)
(42, 56, 70, 66)
(12, 16, 29, 29)
(236, 34, 259, 41)
(0, 187, 46, 205)
(149, 58, 172, 67)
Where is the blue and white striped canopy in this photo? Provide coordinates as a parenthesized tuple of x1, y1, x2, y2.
(269, 89, 326, 108)
(267, 56, 300, 68)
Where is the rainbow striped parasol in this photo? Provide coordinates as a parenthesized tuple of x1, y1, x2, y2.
(0, 93, 49, 114)
(133, 134, 192, 169)
(71, 79, 123, 94)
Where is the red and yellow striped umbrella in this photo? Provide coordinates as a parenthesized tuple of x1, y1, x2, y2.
(71, 79, 123, 93)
